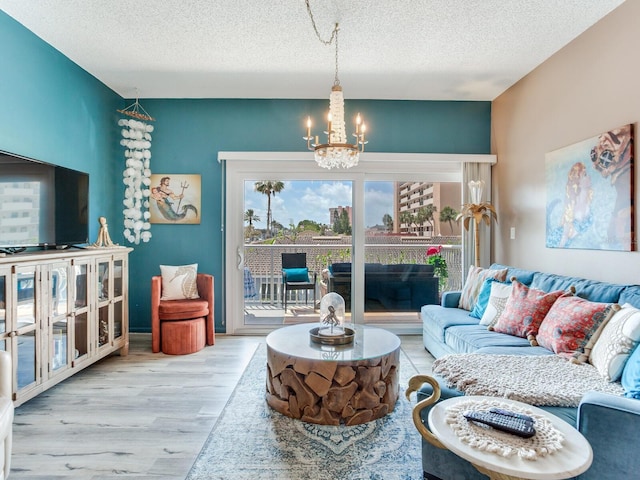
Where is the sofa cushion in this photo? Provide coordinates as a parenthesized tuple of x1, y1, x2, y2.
(421, 304, 478, 343)
(590, 304, 640, 381)
(489, 280, 564, 343)
(479, 280, 513, 326)
(618, 285, 640, 309)
(621, 343, 640, 398)
(530, 272, 580, 294)
(490, 264, 536, 285)
(458, 266, 508, 311)
(536, 296, 617, 362)
(444, 324, 533, 354)
(475, 345, 554, 356)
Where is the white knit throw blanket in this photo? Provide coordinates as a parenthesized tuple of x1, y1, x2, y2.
(432, 354, 624, 407)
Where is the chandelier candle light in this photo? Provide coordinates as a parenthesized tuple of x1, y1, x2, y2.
(303, 1, 367, 169)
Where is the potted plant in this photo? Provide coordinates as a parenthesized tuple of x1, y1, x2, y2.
(426, 246, 448, 292)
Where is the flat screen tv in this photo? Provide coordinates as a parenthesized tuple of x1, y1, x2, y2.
(0, 150, 89, 249)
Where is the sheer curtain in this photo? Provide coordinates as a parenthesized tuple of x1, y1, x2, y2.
(461, 163, 492, 280)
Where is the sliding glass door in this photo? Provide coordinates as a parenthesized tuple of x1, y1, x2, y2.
(223, 152, 468, 335)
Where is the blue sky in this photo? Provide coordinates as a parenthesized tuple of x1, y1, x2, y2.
(244, 180, 394, 229)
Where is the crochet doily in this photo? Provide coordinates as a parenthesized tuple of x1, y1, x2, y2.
(445, 399, 565, 460)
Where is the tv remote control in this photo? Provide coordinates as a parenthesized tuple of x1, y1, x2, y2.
(489, 407, 535, 424)
(463, 410, 536, 438)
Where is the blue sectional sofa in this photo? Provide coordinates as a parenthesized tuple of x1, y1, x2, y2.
(415, 264, 640, 480)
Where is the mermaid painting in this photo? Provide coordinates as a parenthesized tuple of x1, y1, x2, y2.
(150, 175, 200, 224)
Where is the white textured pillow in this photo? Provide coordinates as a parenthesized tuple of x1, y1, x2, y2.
(590, 303, 640, 381)
(479, 281, 513, 326)
(160, 264, 199, 300)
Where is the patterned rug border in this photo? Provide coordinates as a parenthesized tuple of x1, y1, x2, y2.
(186, 342, 423, 480)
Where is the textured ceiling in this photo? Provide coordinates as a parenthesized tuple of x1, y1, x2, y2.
(0, 0, 626, 100)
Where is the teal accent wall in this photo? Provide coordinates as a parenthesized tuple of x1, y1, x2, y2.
(131, 99, 490, 332)
(0, 11, 491, 333)
(0, 11, 122, 239)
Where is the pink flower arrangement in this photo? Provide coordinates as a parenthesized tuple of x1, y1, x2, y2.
(426, 246, 448, 291)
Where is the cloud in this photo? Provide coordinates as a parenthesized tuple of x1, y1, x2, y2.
(244, 180, 393, 229)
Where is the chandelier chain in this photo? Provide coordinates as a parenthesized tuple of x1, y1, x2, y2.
(305, 0, 340, 86)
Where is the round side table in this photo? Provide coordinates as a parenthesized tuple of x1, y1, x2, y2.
(428, 396, 592, 480)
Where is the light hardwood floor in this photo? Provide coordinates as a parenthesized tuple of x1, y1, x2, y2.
(10, 333, 434, 479)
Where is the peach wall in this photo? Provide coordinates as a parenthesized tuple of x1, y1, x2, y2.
(491, 0, 640, 283)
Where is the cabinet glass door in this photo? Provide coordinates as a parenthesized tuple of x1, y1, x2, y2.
(97, 260, 110, 347)
(72, 262, 89, 362)
(15, 267, 38, 390)
(0, 267, 8, 351)
(113, 259, 123, 340)
(50, 263, 69, 372)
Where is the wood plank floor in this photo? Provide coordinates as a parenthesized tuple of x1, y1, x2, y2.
(10, 333, 434, 479)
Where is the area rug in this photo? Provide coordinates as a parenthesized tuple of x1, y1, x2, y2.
(186, 344, 422, 480)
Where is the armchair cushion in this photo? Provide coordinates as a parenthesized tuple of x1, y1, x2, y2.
(160, 264, 199, 300)
(283, 267, 310, 282)
(158, 298, 209, 320)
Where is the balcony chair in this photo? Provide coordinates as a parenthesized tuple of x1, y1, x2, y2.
(0, 350, 13, 480)
(281, 253, 317, 312)
(151, 273, 215, 355)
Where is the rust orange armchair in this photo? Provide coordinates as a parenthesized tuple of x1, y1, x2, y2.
(151, 273, 215, 354)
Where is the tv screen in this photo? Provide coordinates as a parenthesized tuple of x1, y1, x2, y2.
(0, 151, 89, 249)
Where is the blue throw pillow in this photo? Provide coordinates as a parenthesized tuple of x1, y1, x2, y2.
(283, 267, 309, 282)
(470, 278, 504, 319)
(622, 343, 640, 399)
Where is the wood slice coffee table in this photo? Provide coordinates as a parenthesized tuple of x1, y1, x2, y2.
(265, 323, 401, 426)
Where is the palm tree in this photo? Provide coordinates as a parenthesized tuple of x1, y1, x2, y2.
(382, 213, 393, 232)
(399, 211, 413, 234)
(243, 209, 260, 227)
(416, 205, 437, 237)
(439, 206, 458, 234)
(254, 181, 284, 237)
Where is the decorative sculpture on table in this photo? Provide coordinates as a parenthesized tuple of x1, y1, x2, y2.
(310, 292, 354, 345)
(92, 216, 116, 248)
(456, 180, 497, 267)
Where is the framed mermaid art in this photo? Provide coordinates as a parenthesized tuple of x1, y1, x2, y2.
(149, 174, 201, 224)
(545, 124, 634, 251)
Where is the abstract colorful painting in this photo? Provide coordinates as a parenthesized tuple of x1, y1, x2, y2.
(546, 124, 634, 251)
(149, 174, 201, 224)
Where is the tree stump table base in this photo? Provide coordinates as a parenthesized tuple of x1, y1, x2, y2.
(265, 324, 401, 426)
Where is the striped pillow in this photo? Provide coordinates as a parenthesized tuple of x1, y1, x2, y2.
(458, 266, 508, 311)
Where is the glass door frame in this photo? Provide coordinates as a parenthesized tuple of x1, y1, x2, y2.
(222, 151, 494, 335)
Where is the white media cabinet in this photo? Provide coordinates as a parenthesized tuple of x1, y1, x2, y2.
(0, 246, 131, 406)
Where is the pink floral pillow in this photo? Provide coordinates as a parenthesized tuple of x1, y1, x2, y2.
(536, 296, 618, 362)
(489, 280, 564, 344)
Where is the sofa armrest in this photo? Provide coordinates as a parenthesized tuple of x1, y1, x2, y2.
(441, 291, 461, 308)
(576, 392, 640, 479)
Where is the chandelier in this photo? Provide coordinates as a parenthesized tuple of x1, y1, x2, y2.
(303, 2, 367, 169)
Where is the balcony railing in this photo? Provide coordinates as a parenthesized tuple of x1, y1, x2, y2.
(243, 242, 462, 306)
